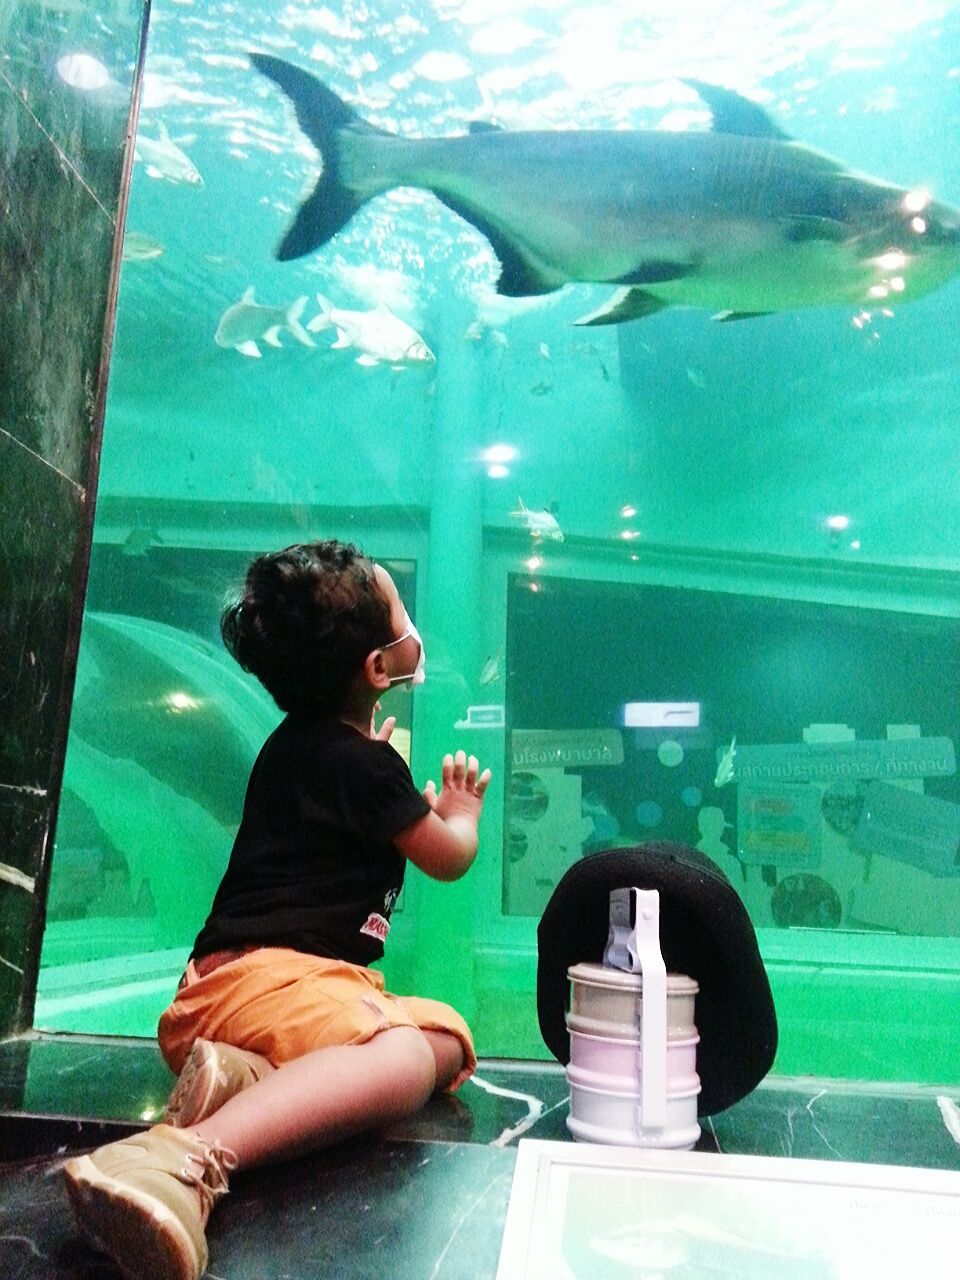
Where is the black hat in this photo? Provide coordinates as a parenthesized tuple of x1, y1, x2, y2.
(537, 841, 778, 1117)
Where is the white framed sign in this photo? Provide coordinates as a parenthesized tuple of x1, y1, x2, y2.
(496, 1139, 960, 1280)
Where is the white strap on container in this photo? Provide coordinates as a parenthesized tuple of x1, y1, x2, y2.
(603, 887, 667, 1130)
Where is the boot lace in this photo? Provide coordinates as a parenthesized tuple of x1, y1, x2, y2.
(179, 1139, 239, 1217)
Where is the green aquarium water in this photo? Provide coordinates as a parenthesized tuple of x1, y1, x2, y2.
(36, 0, 960, 1087)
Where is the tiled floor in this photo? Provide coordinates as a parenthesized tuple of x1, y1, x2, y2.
(2, 1034, 959, 1278)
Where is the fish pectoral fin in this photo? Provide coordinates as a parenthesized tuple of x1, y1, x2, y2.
(574, 287, 667, 327)
(781, 214, 850, 244)
(614, 258, 698, 285)
(355, 353, 379, 366)
(263, 326, 284, 348)
(434, 193, 562, 297)
(711, 309, 774, 323)
(235, 340, 262, 358)
(683, 78, 793, 141)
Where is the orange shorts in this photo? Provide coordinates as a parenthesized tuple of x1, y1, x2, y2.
(157, 946, 476, 1092)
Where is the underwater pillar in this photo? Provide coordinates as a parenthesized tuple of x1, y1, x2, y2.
(410, 314, 485, 1019)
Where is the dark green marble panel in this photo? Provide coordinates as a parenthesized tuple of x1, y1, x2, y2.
(0, 787, 47, 1033)
(0, 432, 84, 1035)
(0, 77, 117, 482)
(0, 434, 83, 792)
(0, 1, 141, 214)
(0, 0, 144, 1043)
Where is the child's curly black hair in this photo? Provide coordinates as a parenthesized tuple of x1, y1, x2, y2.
(220, 540, 394, 715)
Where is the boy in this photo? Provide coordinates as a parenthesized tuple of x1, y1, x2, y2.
(63, 540, 492, 1280)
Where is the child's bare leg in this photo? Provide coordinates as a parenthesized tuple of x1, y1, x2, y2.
(187, 1026, 436, 1170)
(420, 1029, 465, 1093)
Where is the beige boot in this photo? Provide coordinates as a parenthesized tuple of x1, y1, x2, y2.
(164, 1038, 275, 1127)
(63, 1124, 236, 1280)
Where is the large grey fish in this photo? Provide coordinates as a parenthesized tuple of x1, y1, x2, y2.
(250, 53, 960, 325)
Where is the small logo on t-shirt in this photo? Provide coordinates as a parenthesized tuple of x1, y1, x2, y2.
(360, 912, 390, 942)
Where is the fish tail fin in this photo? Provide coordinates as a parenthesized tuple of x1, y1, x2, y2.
(285, 295, 316, 348)
(250, 53, 391, 261)
(307, 292, 335, 333)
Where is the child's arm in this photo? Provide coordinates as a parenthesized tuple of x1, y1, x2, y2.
(393, 749, 492, 882)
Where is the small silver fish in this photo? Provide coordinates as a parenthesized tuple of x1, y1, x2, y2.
(463, 318, 509, 347)
(714, 735, 737, 787)
(307, 292, 434, 367)
(121, 528, 161, 557)
(215, 287, 315, 359)
(478, 648, 502, 686)
(509, 498, 564, 542)
(135, 122, 203, 186)
(122, 231, 164, 262)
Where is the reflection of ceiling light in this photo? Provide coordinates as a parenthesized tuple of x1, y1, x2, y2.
(826, 514, 850, 531)
(620, 504, 637, 518)
(902, 187, 931, 213)
(56, 53, 110, 91)
(911, 216, 927, 234)
(487, 464, 509, 478)
(525, 555, 543, 571)
(482, 443, 516, 464)
(875, 249, 907, 271)
(850, 540, 861, 550)
(620, 530, 640, 541)
(163, 691, 201, 713)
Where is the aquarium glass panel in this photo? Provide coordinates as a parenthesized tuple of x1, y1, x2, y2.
(37, 0, 960, 1085)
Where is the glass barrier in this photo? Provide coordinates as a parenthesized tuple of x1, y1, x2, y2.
(37, 0, 960, 1085)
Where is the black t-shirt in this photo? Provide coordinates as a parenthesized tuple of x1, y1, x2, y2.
(191, 716, 430, 966)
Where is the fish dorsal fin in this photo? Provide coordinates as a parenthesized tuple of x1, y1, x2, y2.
(683, 79, 793, 141)
(158, 120, 171, 142)
(468, 120, 504, 134)
(241, 285, 257, 303)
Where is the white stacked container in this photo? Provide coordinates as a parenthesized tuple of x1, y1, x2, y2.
(564, 888, 701, 1149)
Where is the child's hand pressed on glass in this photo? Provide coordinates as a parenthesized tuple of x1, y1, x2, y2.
(423, 750, 491, 822)
(385, 724, 491, 878)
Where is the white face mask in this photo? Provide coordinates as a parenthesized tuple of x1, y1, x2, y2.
(381, 610, 426, 685)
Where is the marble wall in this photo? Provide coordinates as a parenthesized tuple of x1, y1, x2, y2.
(0, 2, 148, 1037)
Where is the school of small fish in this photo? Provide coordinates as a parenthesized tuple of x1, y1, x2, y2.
(213, 289, 436, 367)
